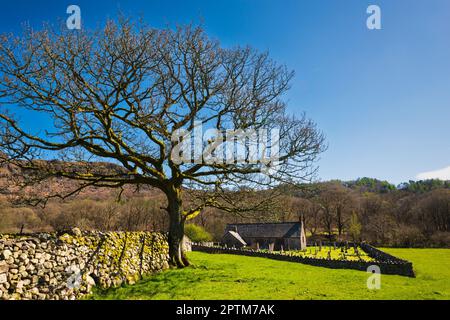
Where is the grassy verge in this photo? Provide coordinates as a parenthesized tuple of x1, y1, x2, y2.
(89, 248, 450, 300)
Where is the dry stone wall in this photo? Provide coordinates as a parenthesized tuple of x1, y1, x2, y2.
(0, 229, 169, 300)
(192, 244, 415, 277)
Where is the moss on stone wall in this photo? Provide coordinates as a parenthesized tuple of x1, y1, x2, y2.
(0, 229, 169, 300)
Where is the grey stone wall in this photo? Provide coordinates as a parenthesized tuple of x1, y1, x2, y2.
(0, 229, 169, 300)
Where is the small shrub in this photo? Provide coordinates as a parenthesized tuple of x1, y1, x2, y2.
(185, 224, 212, 243)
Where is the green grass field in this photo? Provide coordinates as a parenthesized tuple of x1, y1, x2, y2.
(90, 248, 450, 300)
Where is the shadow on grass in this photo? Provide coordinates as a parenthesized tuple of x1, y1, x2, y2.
(89, 263, 228, 300)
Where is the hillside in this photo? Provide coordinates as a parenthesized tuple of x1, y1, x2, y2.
(0, 159, 157, 202)
(0, 159, 164, 234)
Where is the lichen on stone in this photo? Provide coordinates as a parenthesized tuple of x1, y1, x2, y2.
(0, 229, 169, 300)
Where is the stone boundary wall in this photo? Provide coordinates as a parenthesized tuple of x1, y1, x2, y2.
(192, 244, 415, 277)
(309, 241, 414, 264)
(359, 243, 408, 263)
(0, 229, 169, 300)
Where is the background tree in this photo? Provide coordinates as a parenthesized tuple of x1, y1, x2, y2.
(184, 224, 213, 243)
(359, 192, 396, 245)
(315, 182, 354, 240)
(303, 199, 322, 237)
(348, 211, 361, 242)
(0, 19, 325, 267)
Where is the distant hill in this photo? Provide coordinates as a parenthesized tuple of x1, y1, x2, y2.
(343, 177, 397, 193)
(0, 159, 158, 203)
(397, 179, 450, 193)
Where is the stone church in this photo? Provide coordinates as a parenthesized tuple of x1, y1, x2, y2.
(222, 220, 307, 251)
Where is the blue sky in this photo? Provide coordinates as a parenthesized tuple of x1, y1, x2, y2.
(0, 0, 449, 184)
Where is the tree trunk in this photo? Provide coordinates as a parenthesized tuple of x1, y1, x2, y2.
(337, 206, 343, 240)
(167, 188, 190, 268)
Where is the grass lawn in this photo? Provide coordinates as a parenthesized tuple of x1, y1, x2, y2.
(89, 248, 450, 300)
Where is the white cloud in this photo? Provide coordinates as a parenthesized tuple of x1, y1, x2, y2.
(416, 165, 450, 181)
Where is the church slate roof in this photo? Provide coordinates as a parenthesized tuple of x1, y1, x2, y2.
(225, 222, 302, 239)
(224, 230, 247, 246)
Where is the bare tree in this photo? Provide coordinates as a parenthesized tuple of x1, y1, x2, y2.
(0, 19, 325, 267)
(315, 182, 355, 240)
(359, 192, 396, 245)
(298, 198, 322, 236)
